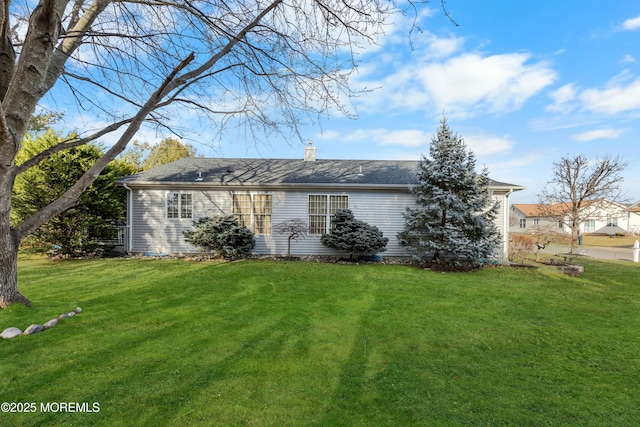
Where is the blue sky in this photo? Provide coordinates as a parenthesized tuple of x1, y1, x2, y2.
(60, 1, 640, 204)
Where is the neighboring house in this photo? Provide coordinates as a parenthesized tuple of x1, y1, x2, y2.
(511, 199, 634, 235)
(626, 201, 640, 236)
(118, 144, 524, 259)
(510, 204, 565, 234)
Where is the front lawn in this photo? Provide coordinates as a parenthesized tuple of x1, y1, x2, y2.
(1, 257, 639, 426)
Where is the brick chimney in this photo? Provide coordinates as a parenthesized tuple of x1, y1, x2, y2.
(304, 140, 316, 161)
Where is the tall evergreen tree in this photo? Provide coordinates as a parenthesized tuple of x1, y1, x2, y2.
(12, 129, 136, 256)
(398, 118, 501, 271)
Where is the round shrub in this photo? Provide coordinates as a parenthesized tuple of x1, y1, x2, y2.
(321, 209, 388, 259)
(183, 216, 255, 259)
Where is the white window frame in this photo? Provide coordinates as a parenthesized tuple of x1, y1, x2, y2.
(166, 192, 193, 219)
(308, 194, 349, 235)
(606, 217, 618, 227)
(519, 218, 526, 228)
(232, 193, 272, 235)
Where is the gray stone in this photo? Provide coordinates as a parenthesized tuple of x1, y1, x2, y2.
(23, 324, 43, 335)
(58, 313, 70, 319)
(74, 307, 82, 314)
(43, 318, 58, 329)
(1, 327, 22, 339)
(558, 265, 585, 276)
(67, 311, 76, 317)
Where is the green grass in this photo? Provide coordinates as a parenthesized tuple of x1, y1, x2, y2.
(581, 235, 637, 248)
(513, 232, 638, 248)
(1, 257, 640, 426)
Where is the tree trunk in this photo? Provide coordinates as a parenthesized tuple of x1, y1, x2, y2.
(0, 218, 30, 308)
(570, 223, 578, 254)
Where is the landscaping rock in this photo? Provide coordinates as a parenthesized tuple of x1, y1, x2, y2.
(559, 265, 584, 277)
(1, 327, 22, 339)
(2, 307, 81, 340)
(43, 318, 59, 329)
(23, 324, 44, 335)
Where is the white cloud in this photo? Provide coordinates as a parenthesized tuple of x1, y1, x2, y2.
(421, 34, 465, 59)
(378, 129, 431, 147)
(622, 16, 640, 30)
(579, 77, 640, 114)
(314, 127, 512, 157)
(622, 54, 636, 63)
(546, 73, 640, 115)
(337, 128, 430, 147)
(419, 53, 556, 116)
(355, 49, 556, 118)
(463, 133, 513, 156)
(572, 128, 624, 142)
(546, 83, 579, 113)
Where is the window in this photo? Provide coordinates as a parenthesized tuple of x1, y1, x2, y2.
(253, 194, 272, 234)
(167, 192, 192, 219)
(533, 218, 540, 225)
(606, 217, 618, 227)
(232, 194, 251, 229)
(232, 193, 272, 234)
(308, 195, 348, 234)
(584, 220, 596, 233)
(519, 218, 526, 228)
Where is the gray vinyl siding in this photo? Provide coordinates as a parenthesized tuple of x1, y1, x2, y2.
(128, 187, 416, 257)
(128, 187, 509, 259)
(493, 192, 508, 260)
(269, 190, 416, 256)
(129, 189, 230, 254)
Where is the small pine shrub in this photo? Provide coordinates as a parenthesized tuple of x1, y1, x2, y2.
(320, 209, 388, 259)
(183, 216, 255, 259)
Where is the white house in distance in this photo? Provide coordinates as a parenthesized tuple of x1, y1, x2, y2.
(118, 144, 524, 260)
(627, 201, 640, 235)
(511, 199, 640, 235)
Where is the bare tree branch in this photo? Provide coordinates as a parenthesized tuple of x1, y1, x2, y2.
(0, 0, 440, 306)
(537, 154, 628, 253)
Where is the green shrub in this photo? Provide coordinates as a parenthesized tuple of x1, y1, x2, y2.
(183, 216, 255, 259)
(321, 209, 388, 259)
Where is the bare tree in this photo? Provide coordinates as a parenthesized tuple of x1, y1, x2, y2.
(273, 218, 307, 256)
(0, 0, 440, 307)
(538, 154, 627, 254)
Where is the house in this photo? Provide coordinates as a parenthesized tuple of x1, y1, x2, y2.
(118, 144, 524, 259)
(510, 204, 565, 234)
(626, 201, 640, 236)
(511, 199, 636, 235)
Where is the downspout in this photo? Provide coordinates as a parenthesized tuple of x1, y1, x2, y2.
(123, 183, 133, 254)
(503, 189, 514, 261)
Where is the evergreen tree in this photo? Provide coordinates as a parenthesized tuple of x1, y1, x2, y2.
(12, 129, 136, 255)
(321, 209, 388, 259)
(184, 216, 255, 259)
(398, 118, 501, 271)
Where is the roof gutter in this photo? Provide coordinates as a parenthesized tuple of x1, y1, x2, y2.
(118, 181, 526, 193)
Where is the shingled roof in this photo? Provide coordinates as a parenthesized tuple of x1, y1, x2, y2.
(119, 157, 522, 190)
